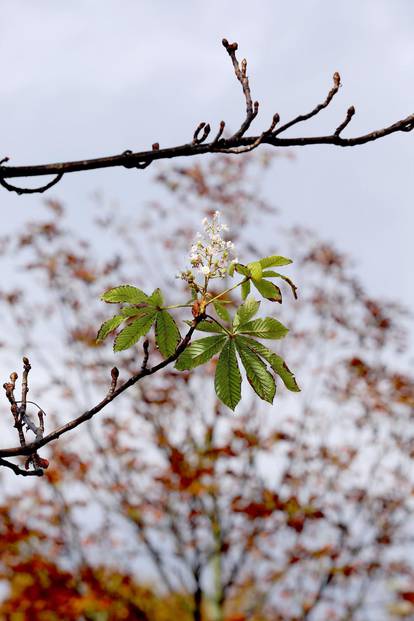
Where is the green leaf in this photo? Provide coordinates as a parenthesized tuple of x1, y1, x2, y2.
(147, 288, 164, 307)
(120, 305, 151, 317)
(247, 261, 262, 282)
(236, 336, 300, 392)
(214, 340, 241, 410)
(235, 339, 276, 403)
(253, 279, 282, 302)
(155, 311, 181, 357)
(228, 261, 236, 277)
(213, 300, 231, 323)
(114, 309, 157, 351)
(184, 319, 226, 333)
(233, 296, 261, 328)
(241, 280, 251, 300)
(259, 255, 292, 268)
(96, 315, 125, 342)
(175, 335, 227, 371)
(101, 285, 148, 304)
(235, 263, 250, 277)
(262, 271, 298, 299)
(236, 317, 289, 340)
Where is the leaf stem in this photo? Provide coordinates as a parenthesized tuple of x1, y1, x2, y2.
(162, 303, 193, 310)
(206, 278, 248, 307)
(205, 314, 232, 336)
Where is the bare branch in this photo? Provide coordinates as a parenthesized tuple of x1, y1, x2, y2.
(222, 38, 259, 139)
(0, 173, 63, 195)
(0, 40, 412, 194)
(0, 319, 201, 461)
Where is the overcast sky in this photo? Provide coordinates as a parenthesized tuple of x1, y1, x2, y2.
(0, 1, 413, 350)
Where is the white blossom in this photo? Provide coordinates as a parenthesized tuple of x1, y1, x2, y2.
(177, 211, 237, 285)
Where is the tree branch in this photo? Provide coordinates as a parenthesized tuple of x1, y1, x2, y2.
(0, 320, 200, 462)
(0, 457, 44, 476)
(0, 39, 412, 194)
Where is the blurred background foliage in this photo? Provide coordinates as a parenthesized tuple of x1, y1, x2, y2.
(0, 154, 413, 620)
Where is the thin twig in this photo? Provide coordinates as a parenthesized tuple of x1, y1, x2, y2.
(274, 72, 341, 136)
(141, 339, 150, 371)
(212, 121, 226, 145)
(0, 172, 63, 195)
(222, 38, 259, 139)
(193, 122, 211, 145)
(335, 105, 356, 136)
(0, 457, 44, 476)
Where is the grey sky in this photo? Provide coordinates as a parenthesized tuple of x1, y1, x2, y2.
(1, 1, 413, 346)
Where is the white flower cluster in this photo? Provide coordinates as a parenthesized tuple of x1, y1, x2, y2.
(177, 211, 237, 285)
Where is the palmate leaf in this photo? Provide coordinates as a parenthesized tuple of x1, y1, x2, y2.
(147, 288, 164, 307)
(233, 296, 260, 328)
(175, 335, 227, 371)
(184, 319, 226, 333)
(114, 309, 157, 352)
(259, 255, 292, 268)
(213, 300, 231, 323)
(241, 280, 251, 300)
(235, 317, 289, 340)
(252, 279, 282, 302)
(235, 338, 276, 403)
(120, 305, 151, 317)
(236, 335, 300, 392)
(101, 285, 148, 304)
(96, 315, 125, 342)
(155, 311, 181, 357)
(262, 271, 298, 299)
(247, 260, 263, 282)
(234, 263, 251, 277)
(214, 340, 241, 411)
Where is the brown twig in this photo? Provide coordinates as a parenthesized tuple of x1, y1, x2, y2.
(2, 358, 49, 473)
(193, 122, 211, 145)
(274, 72, 341, 136)
(222, 38, 259, 139)
(0, 41, 412, 194)
(212, 121, 226, 145)
(0, 457, 44, 476)
(107, 367, 119, 398)
(335, 105, 356, 136)
(0, 173, 63, 195)
(141, 339, 150, 371)
(0, 319, 202, 461)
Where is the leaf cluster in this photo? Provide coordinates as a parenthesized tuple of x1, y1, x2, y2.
(176, 295, 299, 410)
(97, 285, 181, 357)
(97, 254, 300, 410)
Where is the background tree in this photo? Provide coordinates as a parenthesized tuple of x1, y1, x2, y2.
(0, 155, 412, 620)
